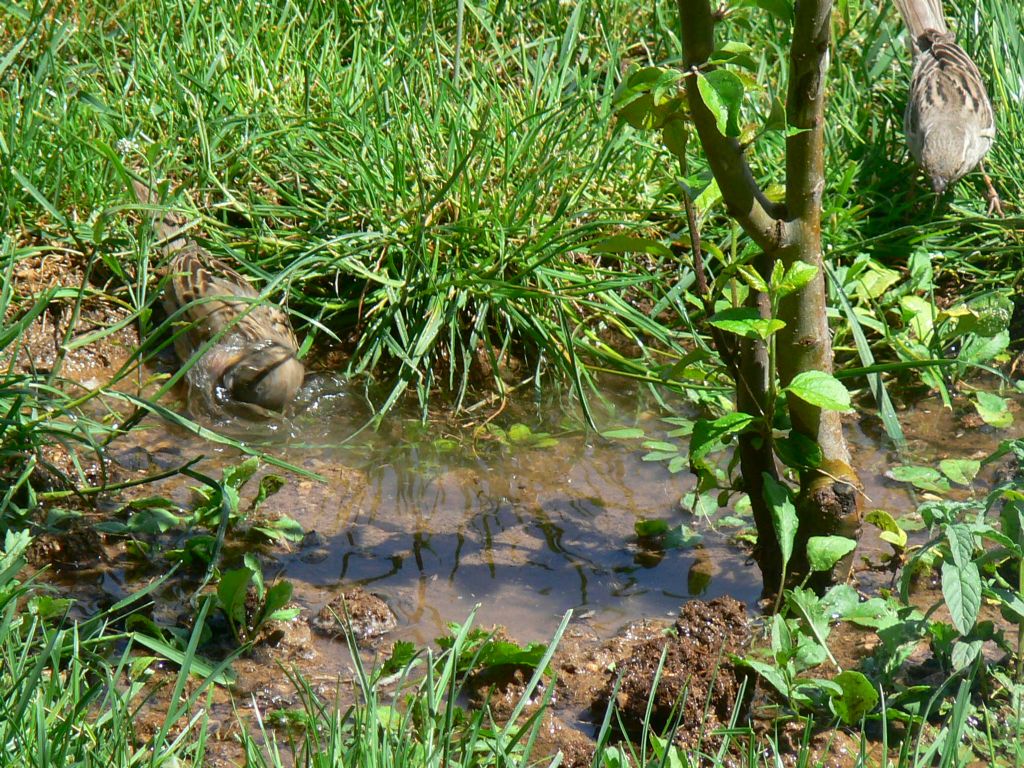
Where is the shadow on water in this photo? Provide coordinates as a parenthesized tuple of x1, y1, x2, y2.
(96, 375, 762, 648)
(96, 373, 1023, 655)
(262, 376, 764, 645)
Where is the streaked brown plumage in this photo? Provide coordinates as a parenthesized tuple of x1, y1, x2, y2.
(133, 179, 304, 416)
(894, 0, 996, 204)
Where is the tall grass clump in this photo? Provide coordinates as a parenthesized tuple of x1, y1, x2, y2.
(2, 0, 704, 419)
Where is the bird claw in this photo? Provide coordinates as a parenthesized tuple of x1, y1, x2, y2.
(981, 166, 1004, 217)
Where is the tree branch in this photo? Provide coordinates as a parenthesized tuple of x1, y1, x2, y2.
(677, 0, 789, 253)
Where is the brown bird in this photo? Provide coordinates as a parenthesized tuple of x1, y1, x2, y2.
(133, 179, 304, 416)
(893, 0, 1000, 212)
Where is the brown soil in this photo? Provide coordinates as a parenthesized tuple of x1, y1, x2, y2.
(459, 596, 753, 767)
(4, 248, 140, 385)
(309, 586, 398, 641)
(590, 597, 751, 750)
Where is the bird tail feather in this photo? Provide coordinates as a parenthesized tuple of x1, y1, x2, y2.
(131, 178, 188, 250)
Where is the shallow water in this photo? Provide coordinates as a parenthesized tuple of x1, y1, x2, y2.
(93, 376, 1023, 662)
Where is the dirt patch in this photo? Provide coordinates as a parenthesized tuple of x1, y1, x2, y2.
(4, 248, 140, 386)
(310, 587, 398, 641)
(589, 596, 751, 751)
(26, 519, 107, 571)
(459, 596, 752, 767)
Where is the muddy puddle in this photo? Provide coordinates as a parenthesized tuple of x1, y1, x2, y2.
(57, 374, 1018, 663)
(92, 379, 761, 652)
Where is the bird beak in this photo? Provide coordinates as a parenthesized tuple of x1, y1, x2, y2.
(930, 176, 948, 195)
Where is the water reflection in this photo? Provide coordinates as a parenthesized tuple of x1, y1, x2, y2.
(91, 377, 1024, 655)
(251, 386, 765, 643)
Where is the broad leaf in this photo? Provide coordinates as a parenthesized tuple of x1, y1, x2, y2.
(763, 475, 797, 569)
(690, 412, 755, 462)
(940, 560, 981, 635)
(974, 391, 1013, 429)
(785, 371, 853, 412)
(773, 262, 818, 298)
(944, 524, 975, 568)
(887, 465, 950, 494)
(830, 670, 879, 724)
(708, 307, 785, 339)
(217, 567, 254, 625)
(806, 536, 857, 572)
(696, 70, 745, 137)
(865, 509, 907, 549)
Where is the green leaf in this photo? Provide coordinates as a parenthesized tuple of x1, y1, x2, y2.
(690, 412, 755, 462)
(635, 519, 670, 538)
(950, 639, 983, 671)
(763, 475, 797, 569)
(601, 427, 646, 440)
(253, 516, 305, 543)
(944, 524, 975, 568)
(507, 423, 533, 444)
(738, 0, 794, 21)
(974, 391, 1013, 429)
(735, 657, 790, 699)
(664, 524, 703, 549)
(806, 536, 857, 572)
(127, 506, 182, 534)
(263, 580, 294, 620)
(244, 552, 264, 598)
(708, 307, 785, 339)
(591, 235, 673, 259)
(938, 459, 980, 486)
(379, 641, 418, 677)
(773, 262, 818, 299)
(661, 118, 689, 160)
(696, 70, 745, 137)
(784, 371, 853, 412)
(775, 432, 823, 470)
(940, 560, 981, 635)
(223, 457, 261, 492)
(763, 95, 787, 132)
(736, 265, 769, 293)
(217, 567, 254, 625)
(130, 632, 234, 686)
(787, 587, 833, 657)
(830, 670, 879, 724)
(865, 509, 907, 550)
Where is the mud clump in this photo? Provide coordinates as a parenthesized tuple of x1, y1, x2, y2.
(590, 596, 751, 752)
(310, 587, 397, 642)
(27, 521, 106, 571)
(456, 597, 752, 768)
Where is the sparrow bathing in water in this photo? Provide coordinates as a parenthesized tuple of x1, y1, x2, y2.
(893, 0, 1001, 213)
(132, 179, 304, 417)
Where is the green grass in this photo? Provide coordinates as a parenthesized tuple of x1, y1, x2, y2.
(4, 0, 1020, 425)
(0, 529, 223, 766)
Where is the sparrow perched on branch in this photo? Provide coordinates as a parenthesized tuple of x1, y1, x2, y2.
(893, 0, 1000, 212)
(132, 179, 304, 416)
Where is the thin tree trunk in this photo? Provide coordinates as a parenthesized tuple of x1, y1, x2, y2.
(676, 0, 862, 589)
